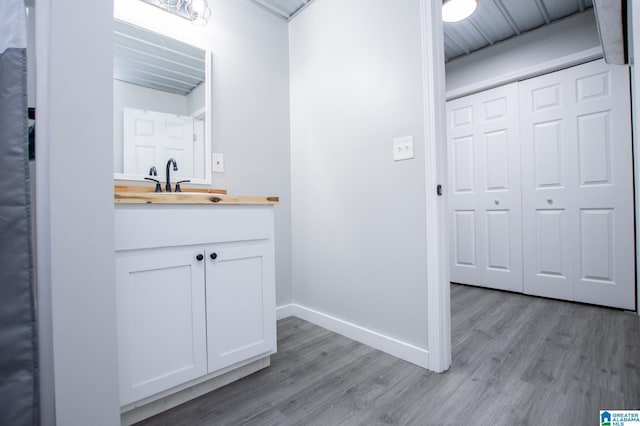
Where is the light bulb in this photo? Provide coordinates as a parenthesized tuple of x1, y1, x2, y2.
(186, 0, 211, 25)
(161, 0, 183, 10)
(189, 0, 206, 16)
(442, 0, 477, 23)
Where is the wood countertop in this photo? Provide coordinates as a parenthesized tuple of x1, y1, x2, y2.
(114, 186, 278, 205)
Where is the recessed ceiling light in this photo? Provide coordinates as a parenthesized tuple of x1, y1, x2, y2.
(442, 0, 478, 23)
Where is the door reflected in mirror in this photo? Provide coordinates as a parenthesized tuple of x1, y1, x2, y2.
(113, 19, 211, 184)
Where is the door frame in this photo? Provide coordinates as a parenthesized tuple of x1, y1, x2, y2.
(420, 0, 451, 372)
(630, 2, 640, 315)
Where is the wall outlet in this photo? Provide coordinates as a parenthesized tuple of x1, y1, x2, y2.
(212, 153, 224, 173)
(393, 136, 414, 161)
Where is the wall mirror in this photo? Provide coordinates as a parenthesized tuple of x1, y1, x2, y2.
(113, 18, 212, 184)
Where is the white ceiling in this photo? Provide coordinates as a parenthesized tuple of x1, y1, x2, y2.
(248, 0, 594, 62)
(444, 0, 594, 62)
(113, 19, 206, 96)
(247, 0, 315, 21)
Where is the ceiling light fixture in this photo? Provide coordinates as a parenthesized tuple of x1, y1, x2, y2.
(186, 0, 212, 26)
(139, 0, 212, 25)
(442, 0, 478, 23)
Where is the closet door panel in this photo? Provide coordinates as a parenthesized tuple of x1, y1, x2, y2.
(453, 210, 477, 269)
(448, 100, 482, 285)
(520, 72, 574, 301)
(520, 60, 635, 309)
(572, 61, 635, 309)
(448, 83, 522, 292)
(479, 86, 522, 292)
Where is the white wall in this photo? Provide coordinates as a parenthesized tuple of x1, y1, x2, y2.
(36, 0, 120, 424)
(113, 80, 188, 173)
(207, 0, 292, 306)
(289, 0, 430, 348)
(446, 9, 601, 95)
(115, 0, 293, 306)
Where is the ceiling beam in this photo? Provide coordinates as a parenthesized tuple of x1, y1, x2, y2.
(468, 18, 494, 46)
(443, 32, 470, 56)
(493, 0, 521, 36)
(534, 0, 551, 24)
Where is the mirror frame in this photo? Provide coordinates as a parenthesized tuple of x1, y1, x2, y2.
(113, 22, 212, 185)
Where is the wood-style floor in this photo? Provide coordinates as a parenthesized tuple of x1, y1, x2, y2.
(138, 284, 640, 425)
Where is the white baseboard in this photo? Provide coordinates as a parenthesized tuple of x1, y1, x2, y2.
(282, 303, 430, 369)
(276, 303, 295, 320)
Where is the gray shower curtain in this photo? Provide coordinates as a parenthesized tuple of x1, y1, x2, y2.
(0, 1, 38, 425)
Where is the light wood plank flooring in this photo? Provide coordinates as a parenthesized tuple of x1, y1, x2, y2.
(138, 284, 640, 425)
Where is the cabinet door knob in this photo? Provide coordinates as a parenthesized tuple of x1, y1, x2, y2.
(196, 254, 204, 261)
(210, 253, 218, 260)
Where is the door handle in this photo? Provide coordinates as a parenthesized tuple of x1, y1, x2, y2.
(494, 199, 500, 206)
(547, 198, 554, 205)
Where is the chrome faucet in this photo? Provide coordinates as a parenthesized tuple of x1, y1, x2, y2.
(166, 158, 178, 192)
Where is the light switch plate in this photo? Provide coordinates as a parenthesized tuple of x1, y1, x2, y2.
(393, 136, 414, 161)
(212, 153, 224, 173)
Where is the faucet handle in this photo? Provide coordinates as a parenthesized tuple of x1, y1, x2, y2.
(144, 176, 162, 193)
(175, 180, 190, 193)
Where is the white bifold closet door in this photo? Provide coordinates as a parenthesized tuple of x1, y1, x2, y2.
(447, 82, 523, 293)
(519, 60, 635, 310)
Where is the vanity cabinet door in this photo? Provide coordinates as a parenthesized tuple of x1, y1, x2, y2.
(116, 247, 207, 406)
(205, 244, 276, 373)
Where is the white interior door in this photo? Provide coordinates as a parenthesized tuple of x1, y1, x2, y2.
(122, 108, 159, 176)
(447, 83, 523, 293)
(123, 107, 194, 178)
(193, 118, 205, 179)
(519, 59, 635, 310)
